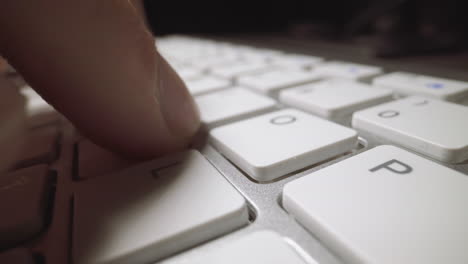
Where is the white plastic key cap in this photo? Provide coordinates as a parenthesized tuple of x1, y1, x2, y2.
(352, 96, 468, 163)
(372, 72, 468, 101)
(188, 56, 239, 71)
(160, 231, 313, 264)
(313, 61, 382, 80)
(239, 48, 283, 63)
(163, 56, 186, 71)
(210, 109, 358, 181)
(195, 87, 276, 129)
(279, 79, 393, 122)
(271, 54, 323, 70)
(73, 150, 249, 264)
(184, 76, 231, 96)
(211, 61, 271, 79)
(283, 145, 468, 264)
(176, 67, 202, 81)
(20, 87, 55, 116)
(238, 69, 320, 95)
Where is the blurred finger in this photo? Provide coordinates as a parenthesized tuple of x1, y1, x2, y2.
(0, 74, 26, 172)
(0, 0, 200, 159)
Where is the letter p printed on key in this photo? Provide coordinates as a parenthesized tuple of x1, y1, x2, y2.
(369, 159, 413, 174)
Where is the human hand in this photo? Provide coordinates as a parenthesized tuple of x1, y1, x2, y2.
(0, 0, 200, 163)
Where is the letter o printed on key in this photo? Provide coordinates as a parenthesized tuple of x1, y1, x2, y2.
(270, 115, 297, 125)
(378, 110, 399, 118)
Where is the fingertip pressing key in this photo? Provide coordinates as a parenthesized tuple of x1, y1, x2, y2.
(0, 0, 200, 160)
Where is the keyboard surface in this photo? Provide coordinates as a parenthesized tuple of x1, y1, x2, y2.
(1, 35, 468, 264)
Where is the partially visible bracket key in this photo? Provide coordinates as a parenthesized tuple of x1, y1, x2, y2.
(72, 150, 249, 264)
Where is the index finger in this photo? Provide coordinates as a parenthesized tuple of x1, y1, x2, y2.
(0, 0, 200, 159)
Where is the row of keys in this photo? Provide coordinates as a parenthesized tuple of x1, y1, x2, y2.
(279, 79, 393, 123)
(158, 37, 283, 64)
(159, 37, 468, 103)
(5, 36, 468, 264)
(207, 96, 468, 182)
(69, 36, 468, 264)
(374, 72, 468, 101)
(72, 146, 468, 264)
(176, 62, 468, 106)
(238, 69, 320, 95)
(270, 54, 323, 70)
(312, 61, 382, 80)
(211, 60, 272, 79)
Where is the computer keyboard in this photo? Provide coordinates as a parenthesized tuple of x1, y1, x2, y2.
(1, 35, 468, 264)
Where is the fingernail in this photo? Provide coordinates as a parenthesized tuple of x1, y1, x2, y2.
(156, 54, 200, 139)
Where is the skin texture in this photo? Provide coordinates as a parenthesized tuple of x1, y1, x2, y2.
(0, 0, 200, 160)
(0, 74, 27, 172)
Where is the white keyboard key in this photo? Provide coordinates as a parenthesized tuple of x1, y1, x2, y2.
(196, 87, 276, 129)
(184, 76, 231, 96)
(313, 61, 382, 80)
(161, 231, 313, 264)
(279, 79, 393, 123)
(240, 51, 280, 63)
(176, 67, 202, 81)
(211, 61, 271, 79)
(253, 48, 283, 57)
(161, 43, 220, 61)
(352, 96, 468, 163)
(238, 70, 320, 95)
(189, 56, 239, 70)
(373, 72, 468, 101)
(73, 151, 248, 264)
(18, 87, 61, 128)
(210, 109, 358, 181)
(26, 97, 55, 116)
(283, 145, 468, 264)
(271, 54, 323, 69)
(168, 62, 187, 72)
(163, 56, 186, 71)
(20, 87, 55, 116)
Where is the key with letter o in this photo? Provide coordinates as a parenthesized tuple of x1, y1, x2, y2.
(353, 96, 468, 163)
(210, 109, 358, 181)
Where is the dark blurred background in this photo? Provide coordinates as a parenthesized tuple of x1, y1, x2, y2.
(144, 0, 468, 59)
